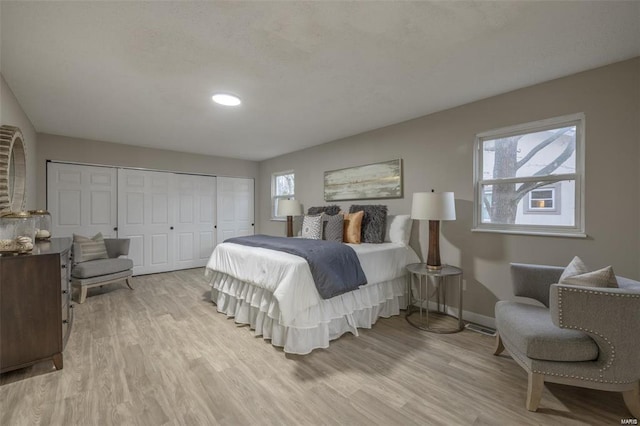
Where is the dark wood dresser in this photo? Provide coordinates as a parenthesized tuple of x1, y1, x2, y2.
(0, 238, 73, 373)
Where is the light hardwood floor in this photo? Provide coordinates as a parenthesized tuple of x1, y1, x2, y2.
(0, 268, 632, 425)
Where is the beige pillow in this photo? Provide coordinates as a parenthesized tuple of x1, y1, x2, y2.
(73, 232, 109, 263)
(342, 211, 364, 244)
(560, 266, 619, 288)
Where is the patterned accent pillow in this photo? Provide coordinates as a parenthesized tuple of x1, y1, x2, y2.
(301, 215, 323, 239)
(349, 205, 388, 243)
(307, 205, 341, 216)
(561, 266, 619, 288)
(322, 214, 344, 242)
(73, 232, 109, 263)
(342, 211, 364, 244)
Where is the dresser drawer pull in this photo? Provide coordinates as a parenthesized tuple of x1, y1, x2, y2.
(62, 290, 67, 294)
(61, 264, 67, 269)
(62, 319, 69, 324)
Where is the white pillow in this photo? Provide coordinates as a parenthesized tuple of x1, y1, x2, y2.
(559, 256, 589, 282)
(301, 215, 323, 239)
(384, 215, 412, 245)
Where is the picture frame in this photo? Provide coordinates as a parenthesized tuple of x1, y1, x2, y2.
(324, 159, 402, 201)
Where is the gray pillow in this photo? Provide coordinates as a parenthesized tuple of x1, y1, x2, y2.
(322, 214, 344, 242)
(307, 205, 341, 216)
(349, 205, 388, 243)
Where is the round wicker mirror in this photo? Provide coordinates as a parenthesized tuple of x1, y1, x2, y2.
(0, 125, 27, 212)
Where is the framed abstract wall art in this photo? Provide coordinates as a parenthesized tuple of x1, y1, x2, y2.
(324, 159, 402, 201)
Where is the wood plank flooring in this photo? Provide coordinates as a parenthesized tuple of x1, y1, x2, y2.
(0, 268, 632, 425)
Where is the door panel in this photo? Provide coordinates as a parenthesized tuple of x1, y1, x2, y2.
(118, 169, 173, 275)
(216, 177, 254, 243)
(47, 163, 117, 238)
(172, 174, 216, 270)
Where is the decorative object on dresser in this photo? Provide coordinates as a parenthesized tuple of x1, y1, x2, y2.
(277, 199, 302, 238)
(71, 235, 133, 303)
(494, 262, 640, 417)
(0, 238, 73, 373)
(411, 190, 456, 270)
(0, 125, 27, 213)
(324, 159, 402, 201)
(0, 211, 36, 254)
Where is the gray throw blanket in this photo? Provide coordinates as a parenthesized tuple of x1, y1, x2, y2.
(225, 234, 367, 299)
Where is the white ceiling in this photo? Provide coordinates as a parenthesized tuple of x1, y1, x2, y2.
(1, 1, 639, 161)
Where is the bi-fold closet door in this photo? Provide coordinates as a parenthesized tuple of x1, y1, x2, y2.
(117, 169, 217, 274)
(47, 163, 254, 276)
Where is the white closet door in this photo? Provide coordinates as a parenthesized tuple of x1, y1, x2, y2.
(47, 162, 117, 238)
(173, 174, 216, 270)
(118, 169, 174, 275)
(216, 177, 254, 243)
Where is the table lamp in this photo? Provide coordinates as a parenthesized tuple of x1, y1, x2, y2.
(277, 199, 302, 237)
(411, 190, 456, 270)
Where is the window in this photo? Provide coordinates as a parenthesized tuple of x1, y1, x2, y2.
(523, 182, 561, 215)
(473, 113, 585, 236)
(271, 170, 295, 220)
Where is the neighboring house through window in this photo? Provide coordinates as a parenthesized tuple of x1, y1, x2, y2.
(271, 170, 295, 220)
(473, 113, 585, 236)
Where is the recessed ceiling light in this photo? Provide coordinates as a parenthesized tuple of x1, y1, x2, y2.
(212, 93, 241, 106)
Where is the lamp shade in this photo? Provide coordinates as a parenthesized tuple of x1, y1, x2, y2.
(411, 192, 456, 221)
(277, 199, 302, 217)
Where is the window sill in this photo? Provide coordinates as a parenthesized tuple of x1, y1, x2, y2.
(271, 217, 286, 222)
(471, 228, 587, 238)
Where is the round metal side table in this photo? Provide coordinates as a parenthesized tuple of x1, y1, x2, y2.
(405, 263, 464, 333)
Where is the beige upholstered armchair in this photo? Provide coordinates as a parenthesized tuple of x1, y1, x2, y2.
(494, 263, 640, 417)
(71, 238, 133, 303)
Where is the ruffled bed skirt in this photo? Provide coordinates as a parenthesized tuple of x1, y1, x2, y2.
(209, 271, 409, 355)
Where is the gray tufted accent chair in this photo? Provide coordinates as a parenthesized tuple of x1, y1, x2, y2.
(494, 263, 640, 417)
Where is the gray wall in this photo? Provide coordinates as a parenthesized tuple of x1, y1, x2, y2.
(258, 58, 640, 321)
(1, 74, 37, 210)
(36, 133, 260, 222)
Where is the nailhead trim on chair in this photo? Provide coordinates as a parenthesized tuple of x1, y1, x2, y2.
(552, 287, 637, 384)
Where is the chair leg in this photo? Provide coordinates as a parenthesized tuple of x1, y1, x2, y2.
(622, 381, 640, 419)
(78, 286, 88, 304)
(125, 277, 134, 290)
(526, 372, 544, 411)
(493, 333, 505, 355)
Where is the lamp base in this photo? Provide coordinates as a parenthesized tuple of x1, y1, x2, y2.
(426, 220, 442, 270)
(286, 216, 294, 238)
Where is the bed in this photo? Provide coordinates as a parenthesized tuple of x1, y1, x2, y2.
(205, 236, 420, 355)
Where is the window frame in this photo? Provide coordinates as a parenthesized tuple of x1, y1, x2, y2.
(472, 113, 585, 237)
(271, 170, 295, 221)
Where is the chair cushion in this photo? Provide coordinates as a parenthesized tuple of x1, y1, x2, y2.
(72, 258, 134, 279)
(495, 300, 599, 362)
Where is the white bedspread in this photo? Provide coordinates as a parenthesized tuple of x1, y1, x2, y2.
(205, 241, 419, 327)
